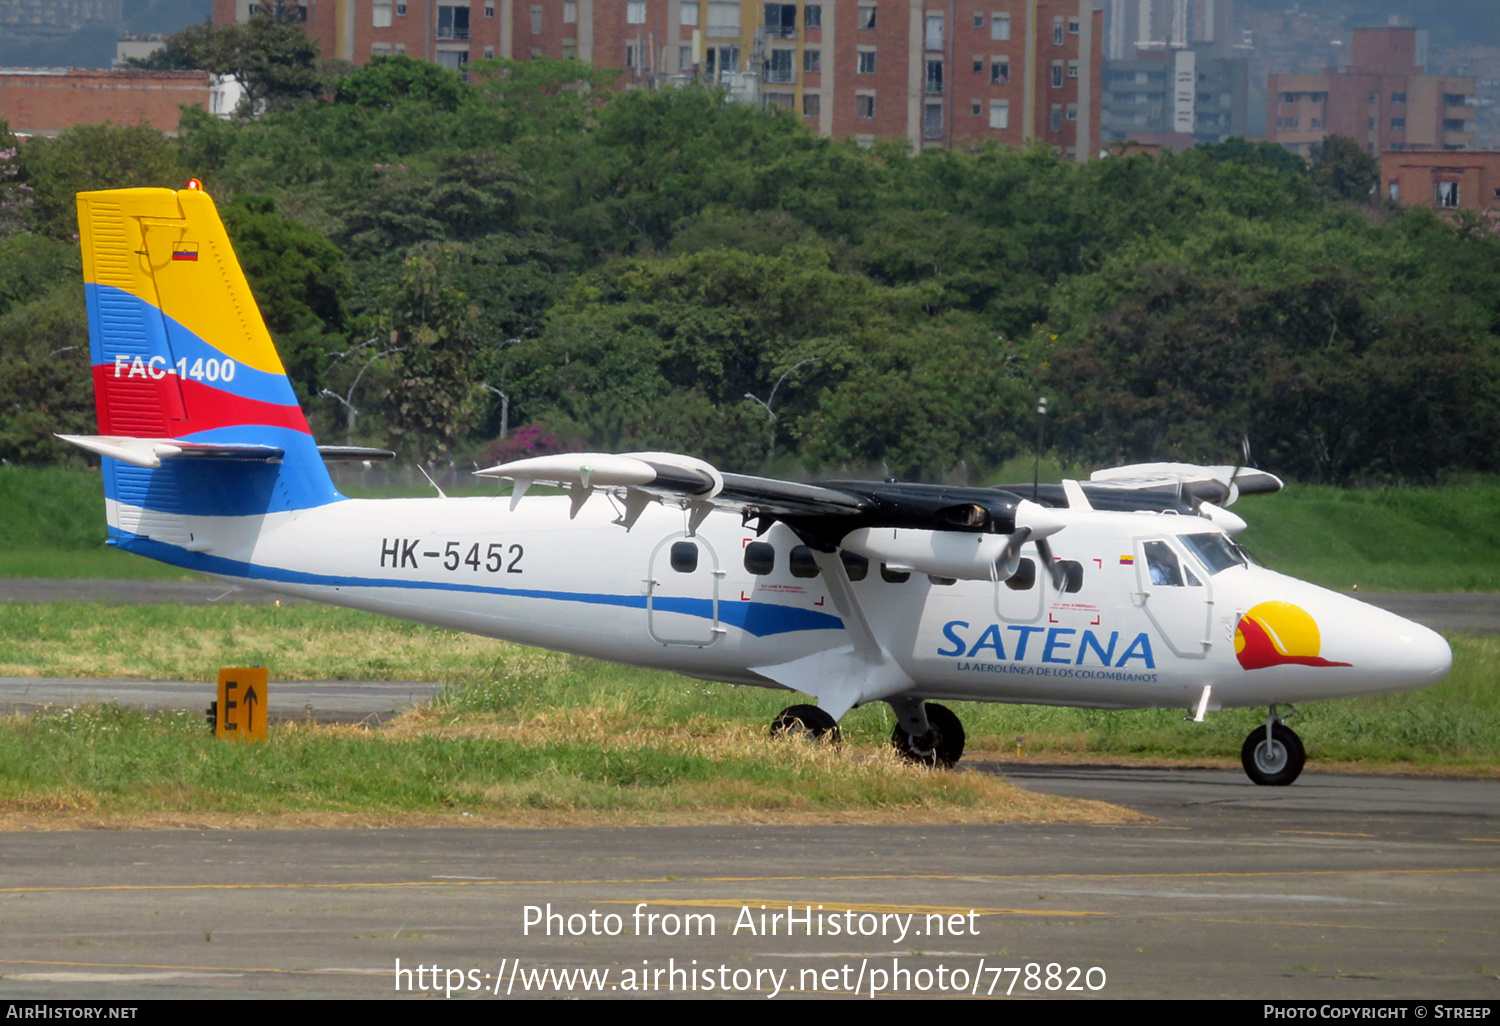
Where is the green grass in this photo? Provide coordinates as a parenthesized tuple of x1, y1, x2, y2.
(2, 602, 1496, 773)
(0, 466, 199, 580)
(1235, 479, 1500, 591)
(0, 703, 1090, 820)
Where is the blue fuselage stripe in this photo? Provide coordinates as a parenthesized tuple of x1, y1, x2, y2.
(111, 534, 846, 639)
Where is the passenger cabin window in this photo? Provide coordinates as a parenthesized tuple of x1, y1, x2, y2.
(789, 545, 821, 578)
(840, 550, 869, 581)
(880, 563, 911, 584)
(1059, 560, 1084, 593)
(670, 541, 699, 573)
(744, 541, 775, 576)
(1005, 557, 1036, 590)
(927, 574, 957, 586)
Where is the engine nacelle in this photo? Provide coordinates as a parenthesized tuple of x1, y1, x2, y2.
(840, 527, 1021, 582)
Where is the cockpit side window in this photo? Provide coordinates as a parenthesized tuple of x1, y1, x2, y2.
(1143, 540, 1186, 587)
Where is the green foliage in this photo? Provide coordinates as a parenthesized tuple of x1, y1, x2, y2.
(0, 284, 95, 464)
(219, 194, 352, 403)
(335, 55, 472, 113)
(2, 73, 1500, 484)
(470, 56, 617, 136)
(0, 234, 79, 319)
(1309, 134, 1379, 203)
(18, 123, 184, 238)
(0, 120, 32, 235)
(369, 245, 490, 461)
(131, 12, 331, 114)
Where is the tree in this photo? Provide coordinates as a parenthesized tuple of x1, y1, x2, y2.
(131, 13, 329, 115)
(366, 245, 488, 461)
(0, 119, 33, 235)
(335, 56, 472, 113)
(1309, 135, 1379, 203)
(220, 194, 352, 404)
(337, 150, 529, 261)
(0, 283, 94, 464)
(470, 56, 616, 136)
(19, 123, 183, 238)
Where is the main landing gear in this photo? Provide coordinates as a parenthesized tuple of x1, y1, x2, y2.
(767, 699, 968, 769)
(887, 698, 965, 769)
(1241, 705, 1305, 786)
(768, 704, 840, 744)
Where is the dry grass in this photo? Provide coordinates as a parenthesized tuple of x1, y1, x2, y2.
(0, 709, 1143, 831)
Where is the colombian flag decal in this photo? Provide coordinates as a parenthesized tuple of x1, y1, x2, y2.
(171, 243, 199, 261)
(1235, 602, 1352, 670)
(1119, 555, 1134, 565)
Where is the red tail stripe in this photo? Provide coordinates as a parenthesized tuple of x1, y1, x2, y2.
(90, 366, 310, 436)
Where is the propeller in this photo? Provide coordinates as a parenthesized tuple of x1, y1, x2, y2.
(1224, 436, 1252, 507)
(1035, 536, 1069, 592)
(995, 526, 1030, 581)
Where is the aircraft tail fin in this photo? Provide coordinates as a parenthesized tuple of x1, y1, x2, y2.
(69, 186, 340, 555)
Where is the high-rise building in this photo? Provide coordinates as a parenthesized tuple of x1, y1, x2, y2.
(214, 0, 1103, 159)
(1100, 39, 1246, 147)
(1268, 26, 1476, 157)
(1104, 0, 1232, 61)
(0, 0, 123, 38)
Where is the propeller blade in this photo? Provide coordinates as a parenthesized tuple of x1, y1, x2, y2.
(1035, 537, 1068, 592)
(995, 526, 1031, 581)
(1223, 436, 1252, 507)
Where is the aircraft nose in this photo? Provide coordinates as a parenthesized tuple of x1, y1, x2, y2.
(1384, 620, 1452, 687)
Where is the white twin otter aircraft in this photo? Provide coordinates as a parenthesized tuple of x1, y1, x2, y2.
(62, 186, 1452, 786)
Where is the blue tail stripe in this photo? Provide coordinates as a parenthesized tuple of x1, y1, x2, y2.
(110, 534, 846, 638)
(86, 284, 301, 408)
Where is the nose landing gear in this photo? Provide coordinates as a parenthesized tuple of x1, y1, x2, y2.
(1241, 705, 1305, 786)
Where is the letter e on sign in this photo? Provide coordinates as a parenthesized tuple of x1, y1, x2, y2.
(217, 667, 269, 742)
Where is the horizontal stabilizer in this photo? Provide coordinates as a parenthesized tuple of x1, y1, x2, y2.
(57, 433, 284, 469)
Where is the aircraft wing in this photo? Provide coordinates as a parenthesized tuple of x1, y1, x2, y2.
(474, 451, 1280, 545)
(1086, 462, 1283, 505)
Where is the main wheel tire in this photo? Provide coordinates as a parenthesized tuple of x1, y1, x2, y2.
(770, 704, 840, 744)
(890, 702, 966, 769)
(1240, 723, 1306, 786)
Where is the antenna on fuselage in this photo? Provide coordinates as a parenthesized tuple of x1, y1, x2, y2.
(1032, 396, 1048, 503)
(418, 463, 448, 499)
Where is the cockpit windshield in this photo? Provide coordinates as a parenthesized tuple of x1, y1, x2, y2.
(1178, 532, 1247, 575)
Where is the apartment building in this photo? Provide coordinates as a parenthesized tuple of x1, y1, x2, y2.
(214, 0, 1102, 158)
(1268, 26, 1476, 157)
(1381, 149, 1500, 214)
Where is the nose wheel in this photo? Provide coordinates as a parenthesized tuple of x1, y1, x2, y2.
(1240, 713, 1305, 786)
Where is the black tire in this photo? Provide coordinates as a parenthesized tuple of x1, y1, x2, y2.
(890, 702, 966, 769)
(770, 704, 841, 744)
(1240, 723, 1306, 786)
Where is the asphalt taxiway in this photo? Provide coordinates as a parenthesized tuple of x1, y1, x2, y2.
(0, 767, 1495, 1001)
